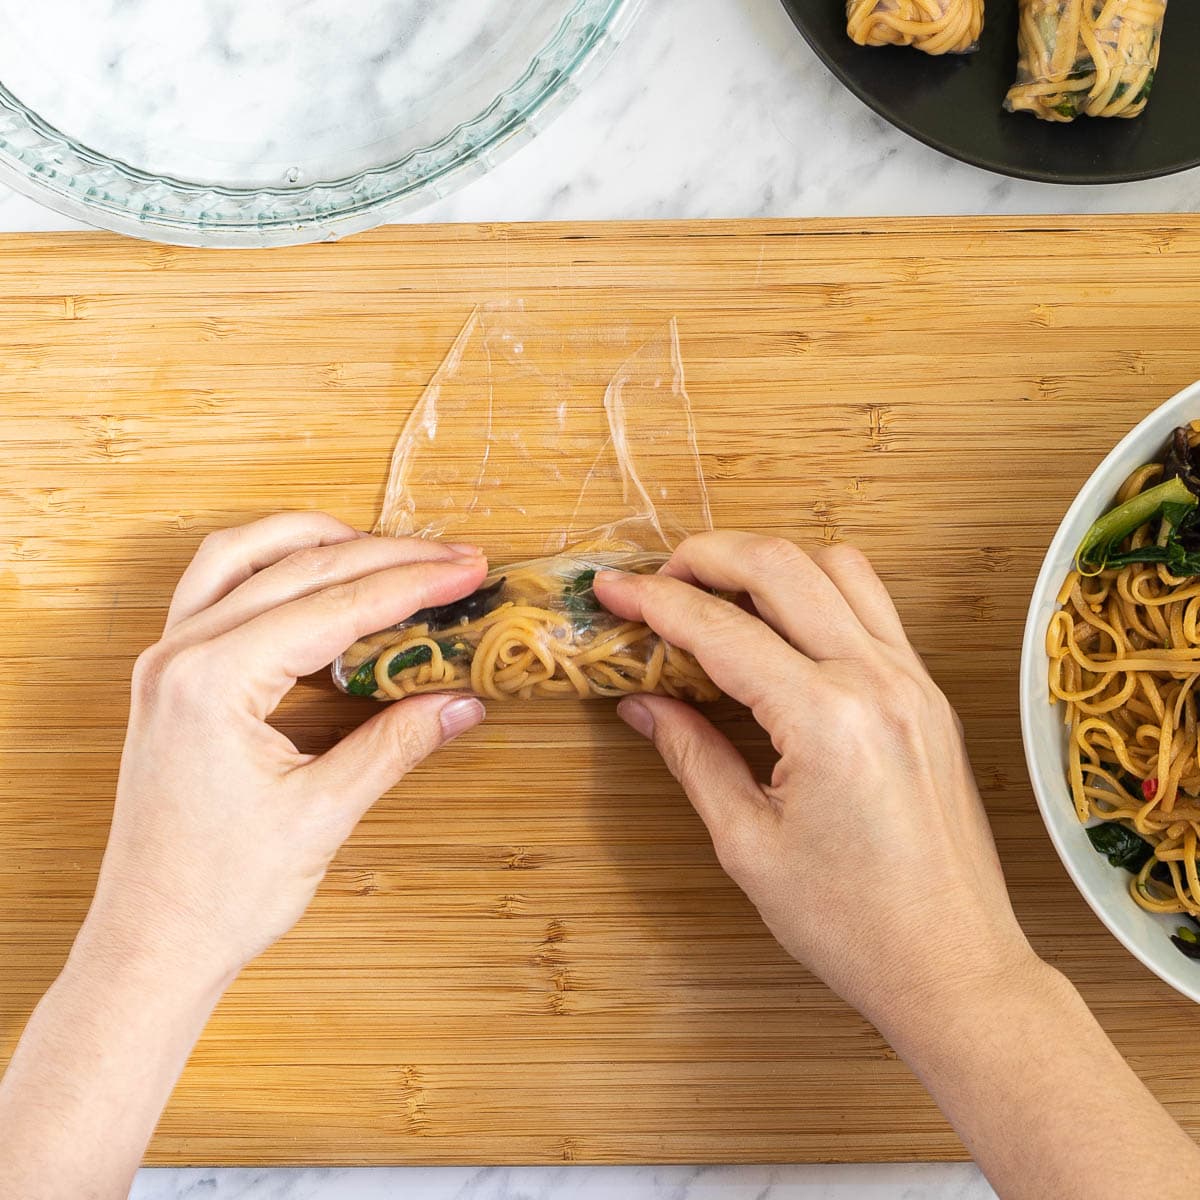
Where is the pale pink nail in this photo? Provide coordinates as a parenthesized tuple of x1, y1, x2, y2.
(440, 698, 485, 741)
(444, 542, 484, 559)
(619, 698, 655, 740)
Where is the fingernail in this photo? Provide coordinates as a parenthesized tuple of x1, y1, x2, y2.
(619, 698, 655, 740)
(444, 542, 484, 559)
(440, 698, 485, 741)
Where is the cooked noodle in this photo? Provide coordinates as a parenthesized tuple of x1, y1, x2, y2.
(1006, 0, 1167, 122)
(846, 0, 984, 55)
(1048, 427, 1200, 917)
(339, 555, 719, 703)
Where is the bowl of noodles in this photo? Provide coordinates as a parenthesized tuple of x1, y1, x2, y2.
(1022, 379, 1200, 1002)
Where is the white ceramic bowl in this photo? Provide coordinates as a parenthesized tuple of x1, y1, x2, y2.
(1020, 378, 1200, 1004)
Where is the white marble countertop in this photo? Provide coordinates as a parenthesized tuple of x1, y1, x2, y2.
(128, 1165, 998, 1200)
(1, 0, 1195, 239)
(8, 0, 1170, 1196)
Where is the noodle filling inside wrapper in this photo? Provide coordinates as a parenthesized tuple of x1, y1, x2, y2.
(846, 0, 984, 55)
(333, 306, 719, 703)
(1005, 0, 1167, 122)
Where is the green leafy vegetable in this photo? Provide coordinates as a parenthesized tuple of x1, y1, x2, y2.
(1098, 506, 1200, 577)
(344, 639, 466, 697)
(1086, 823, 1154, 873)
(1074, 474, 1197, 573)
(1136, 70, 1156, 105)
(1160, 499, 1195, 530)
(563, 567, 599, 628)
(1053, 97, 1079, 119)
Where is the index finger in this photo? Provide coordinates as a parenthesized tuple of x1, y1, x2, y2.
(657, 531, 870, 660)
(593, 569, 812, 724)
(166, 512, 362, 630)
(203, 557, 490, 717)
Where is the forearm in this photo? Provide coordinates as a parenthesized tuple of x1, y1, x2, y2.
(881, 956, 1200, 1200)
(0, 921, 230, 1200)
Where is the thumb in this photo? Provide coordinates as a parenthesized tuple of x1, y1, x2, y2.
(617, 695, 760, 841)
(305, 694, 485, 821)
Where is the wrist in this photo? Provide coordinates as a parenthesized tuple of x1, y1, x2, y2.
(69, 905, 238, 1013)
(870, 944, 1065, 1058)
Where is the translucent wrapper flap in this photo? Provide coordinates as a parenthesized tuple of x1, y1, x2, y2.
(376, 304, 712, 560)
(336, 306, 718, 702)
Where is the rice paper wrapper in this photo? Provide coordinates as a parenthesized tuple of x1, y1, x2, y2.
(846, 0, 984, 55)
(1005, 0, 1167, 121)
(333, 305, 719, 702)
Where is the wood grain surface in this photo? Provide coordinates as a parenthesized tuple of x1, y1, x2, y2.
(2, 217, 1200, 1165)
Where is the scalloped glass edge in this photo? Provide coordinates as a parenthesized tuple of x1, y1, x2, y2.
(0, 0, 640, 248)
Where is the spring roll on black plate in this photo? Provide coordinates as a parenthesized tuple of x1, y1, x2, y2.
(1006, 0, 1168, 121)
(846, 0, 984, 55)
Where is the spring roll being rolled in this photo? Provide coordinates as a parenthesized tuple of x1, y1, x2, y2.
(1005, 0, 1168, 122)
(846, 0, 985, 55)
(334, 553, 721, 703)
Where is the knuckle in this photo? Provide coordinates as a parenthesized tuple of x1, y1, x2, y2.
(307, 510, 344, 530)
(662, 729, 705, 788)
(814, 543, 869, 573)
(686, 593, 743, 641)
(286, 545, 340, 581)
(821, 688, 871, 732)
(384, 713, 434, 769)
(864, 667, 923, 718)
(743, 536, 805, 578)
(633, 572, 701, 620)
(951, 706, 966, 739)
(160, 643, 217, 697)
(922, 682, 961, 729)
(864, 665, 951, 736)
(675, 530, 720, 558)
(297, 511, 354, 543)
(314, 578, 358, 611)
(130, 643, 169, 701)
(131, 641, 215, 707)
(884, 669, 927, 710)
(713, 820, 756, 882)
(804, 680, 925, 777)
(713, 840, 743, 880)
(196, 527, 235, 557)
(623, 569, 658, 592)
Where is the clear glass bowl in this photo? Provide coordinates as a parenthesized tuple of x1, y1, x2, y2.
(0, 0, 638, 247)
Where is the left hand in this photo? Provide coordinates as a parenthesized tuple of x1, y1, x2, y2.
(81, 513, 490, 986)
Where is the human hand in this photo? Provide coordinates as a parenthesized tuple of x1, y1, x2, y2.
(594, 532, 1036, 1031)
(81, 514, 489, 988)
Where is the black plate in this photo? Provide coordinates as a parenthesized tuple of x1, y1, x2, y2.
(780, 0, 1200, 183)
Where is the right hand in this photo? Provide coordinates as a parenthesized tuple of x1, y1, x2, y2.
(594, 532, 1038, 1031)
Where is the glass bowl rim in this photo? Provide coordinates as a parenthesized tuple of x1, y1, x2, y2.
(0, 0, 640, 247)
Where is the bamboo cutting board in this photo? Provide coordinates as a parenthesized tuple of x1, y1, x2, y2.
(3, 217, 1200, 1166)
